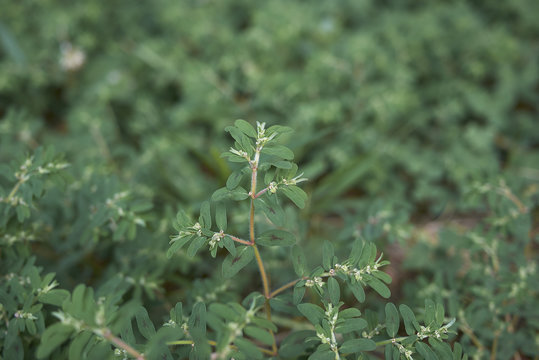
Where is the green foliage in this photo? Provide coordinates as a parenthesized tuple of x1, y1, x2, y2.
(1, 1, 538, 359)
(403, 180, 539, 358)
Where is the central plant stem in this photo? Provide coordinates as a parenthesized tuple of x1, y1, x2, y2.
(249, 147, 277, 354)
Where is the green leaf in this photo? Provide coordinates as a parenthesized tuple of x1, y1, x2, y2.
(291, 245, 307, 276)
(425, 299, 436, 326)
(5, 321, 19, 349)
(269, 160, 293, 169)
(374, 271, 392, 284)
(270, 297, 299, 316)
(36, 323, 74, 358)
(279, 330, 315, 358)
(367, 277, 391, 298)
(435, 303, 445, 328)
(349, 239, 363, 266)
(266, 125, 293, 136)
(131, 201, 153, 212)
(429, 338, 454, 360)
(385, 343, 394, 360)
(281, 185, 307, 209)
(349, 282, 366, 303)
(113, 220, 129, 241)
(38, 289, 70, 306)
(244, 326, 274, 346)
(358, 242, 376, 267)
(176, 210, 191, 227)
(0, 289, 16, 312)
(256, 230, 296, 246)
(385, 303, 399, 337)
(222, 246, 254, 278)
(173, 302, 183, 324)
(339, 308, 362, 319)
(222, 235, 236, 256)
(293, 284, 306, 304)
(308, 349, 335, 360)
(215, 202, 227, 231)
(68, 331, 93, 360)
(67, 284, 96, 324)
(189, 302, 207, 332)
(415, 342, 440, 360)
(234, 119, 257, 138)
(335, 318, 367, 334)
(210, 303, 239, 322)
(255, 197, 285, 226)
(190, 328, 210, 359)
(399, 304, 420, 335)
(261, 144, 294, 160)
(167, 235, 193, 258)
(250, 317, 278, 332)
(340, 338, 377, 353)
(297, 303, 325, 325)
(187, 236, 206, 257)
(221, 151, 248, 163)
(322, 241, 334, 270)
(452, 342, 463, 360)
(25, 318, 36, 335)
(121, 322, 136, 346)
(199, 201, 211, 229)
(225, 126, 253, 154)
(212, 187, 250, 201)
(235, 338, 263, 359)
(136, 307, 156, 340)
(4, 334, 23, 360)
(145, 327, 177, 360)
(226, 168, 246, 190)
(257, 229, 296, 246)
(327, 277, 340, 305)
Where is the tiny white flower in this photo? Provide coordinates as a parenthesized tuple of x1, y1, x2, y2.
(229, 147, 250, 160)
(60, 42, 86, 71)
(268, 182, 278, 194)
(283, 172, 308, 186)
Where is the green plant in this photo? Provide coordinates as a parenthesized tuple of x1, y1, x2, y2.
(402, 179, 539, 359)
(0, 121, 465, 359)
(1, 1, 538, 358)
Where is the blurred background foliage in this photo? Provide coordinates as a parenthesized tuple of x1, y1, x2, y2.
(1, 0, 538, 358)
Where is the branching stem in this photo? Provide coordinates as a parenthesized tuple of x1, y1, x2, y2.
(227, 235, 251, 246)
(253, 244, 270, 298)
(248, 145, 277, 355)
(375, 337, 408, 346)
(6, 180, 22, 203)
(101, 329, 145, 360)
(254, 187, 269, 199)
(270, 277, 308, 298)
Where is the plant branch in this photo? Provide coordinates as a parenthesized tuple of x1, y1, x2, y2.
(491, 330, 500, 360)
(6, 180, 23, 203)
(270, 277, 308, 298)
(459, 323, 485, 351)
(253, 244, 270, 298)
(496, 185, 527, 214)
(249, 143, 277, 355)
(101, 328, 145, 360)
(227, 235, 251, 246)
(254, 186, 269, 199)
(375, 337, 408, 347)
(249, 199, 255, 244)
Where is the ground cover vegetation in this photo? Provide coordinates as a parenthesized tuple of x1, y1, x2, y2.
(0, 0, 538, 359)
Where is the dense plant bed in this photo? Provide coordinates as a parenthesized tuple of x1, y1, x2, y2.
(1, 1, 538, 359)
